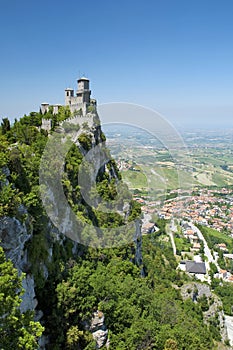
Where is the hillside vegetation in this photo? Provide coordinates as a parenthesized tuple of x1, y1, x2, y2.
(0, 113, 228, 349)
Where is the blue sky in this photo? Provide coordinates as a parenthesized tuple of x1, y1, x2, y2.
(0, 0, 233, 129)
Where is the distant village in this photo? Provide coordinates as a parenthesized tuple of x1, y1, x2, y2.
(133, 187, 233, 284)
(159, 188, 233, 231)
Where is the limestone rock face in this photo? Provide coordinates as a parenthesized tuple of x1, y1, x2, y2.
(0, 216, 39, 313)
(90, 311, 109, 349)
(20, 274, 37, 313)
(0, 216, 31, 269)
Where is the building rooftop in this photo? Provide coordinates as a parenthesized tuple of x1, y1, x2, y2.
(185, 261, 206, 274)
(78, 76, 89, 82)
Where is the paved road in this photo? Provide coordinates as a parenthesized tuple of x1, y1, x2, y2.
(167, 219, 177, 256)
(224, 315, 233, 346)
(170, 219, 177, 233)
(189, 223, 220, 272)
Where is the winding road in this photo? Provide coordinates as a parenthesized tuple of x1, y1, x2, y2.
(167, 219, 177, 256)
(189, 222, 220, 272)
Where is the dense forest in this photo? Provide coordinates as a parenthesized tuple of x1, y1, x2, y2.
(0, 110, 230, 349)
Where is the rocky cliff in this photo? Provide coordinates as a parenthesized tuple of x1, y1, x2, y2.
(0, 110, 142, 349)
(0, 215, 36, 313)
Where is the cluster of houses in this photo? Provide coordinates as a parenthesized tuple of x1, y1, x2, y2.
(215, 268, 233, 282)
(134, 187, 233, 234)
(179, 223, 233, 283)
(214, 253, 233, 282)
(158, 188, 233, 233)
(141, 222, 159, 234)
(182, 222, 201, 253)
(176, 221, 233, 282)
(177, 222, 207, 282)
(117, 159, 141, 172)
(133, 187, 233, 283)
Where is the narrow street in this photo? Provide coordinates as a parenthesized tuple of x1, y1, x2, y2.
(189, 222, 220, 272)
(167, 219, 177, 256)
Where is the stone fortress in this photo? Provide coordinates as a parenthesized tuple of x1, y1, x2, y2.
(40, 77, 97, 132)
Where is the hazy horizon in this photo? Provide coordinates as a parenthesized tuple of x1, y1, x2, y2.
(1, 0, 233, 129)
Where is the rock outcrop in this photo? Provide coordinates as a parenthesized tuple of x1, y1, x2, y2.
(0, 216, 38, 313)
(180, 282, 228, 343)
(90, 310, 109, 349)
(0, 216, 31, 269)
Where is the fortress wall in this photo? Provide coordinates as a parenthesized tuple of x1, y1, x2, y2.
(41, 119, 52, 132)
(62, 114, 95, 128)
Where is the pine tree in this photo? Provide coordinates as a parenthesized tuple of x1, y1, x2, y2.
(1, 118, 10, 135)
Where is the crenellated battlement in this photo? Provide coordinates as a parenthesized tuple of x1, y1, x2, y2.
(40, 77, 98, 132)
(61, 111, 100, 130)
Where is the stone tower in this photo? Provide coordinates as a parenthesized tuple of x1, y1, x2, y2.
(77, 77, 91, 104)
(65, 77, 91, 115)
(40, 77, 96, 119)
(40, 102, 50, 114)
(64, 88, 74, 106)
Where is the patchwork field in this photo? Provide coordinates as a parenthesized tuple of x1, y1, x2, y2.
(104, 127, 233, 194)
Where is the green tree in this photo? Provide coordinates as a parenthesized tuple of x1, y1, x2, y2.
(164, 339, 178, 350)
(0, 246, 44, 349)
(1, 117, 11, 135)
(78, 133, 92, 151)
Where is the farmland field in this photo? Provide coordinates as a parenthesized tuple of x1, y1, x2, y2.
(104, 125, 233, 194)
